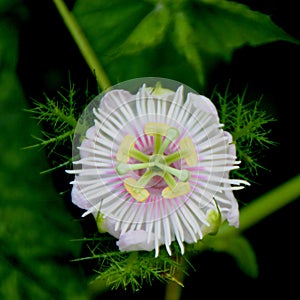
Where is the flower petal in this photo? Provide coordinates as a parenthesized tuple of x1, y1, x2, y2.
(187, 92, 219, 119)
(117, 230, 156, 252)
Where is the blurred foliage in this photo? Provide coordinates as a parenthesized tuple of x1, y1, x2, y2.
(0, 1, 88, 299)
(23, 85, 77, 154)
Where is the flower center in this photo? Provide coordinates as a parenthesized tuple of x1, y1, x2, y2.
(116, 122, 198, 202)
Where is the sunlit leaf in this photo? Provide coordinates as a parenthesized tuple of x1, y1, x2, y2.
(172, 12, 206, 86)
(118, 4, 171, 55)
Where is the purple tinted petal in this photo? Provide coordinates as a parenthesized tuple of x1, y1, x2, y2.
(71, 184, 92, 210)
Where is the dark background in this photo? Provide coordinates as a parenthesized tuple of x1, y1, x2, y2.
(12, 0, 300, 298)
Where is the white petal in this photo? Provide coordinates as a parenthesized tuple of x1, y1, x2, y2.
(136, 84, 150, 117)
(223, 188, 240, 227)
(187, 92, 219, 119)
(100, 89, 133, 113)
(98, 216, 121, 239)
(117, 230, 155, 252)
(167, 85, 184, 121)
(79, 139, 93, 159)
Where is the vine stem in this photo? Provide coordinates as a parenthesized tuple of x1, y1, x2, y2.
(225, 173, 300, 235)
(52, 0, 111, 91)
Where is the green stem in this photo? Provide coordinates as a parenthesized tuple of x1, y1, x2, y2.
(164, 257, 185, 300)
(239, 173, 300, 232)
(23, 129, 75, 150)
(52, 0, 111, 90)
(52, 106, 77, 128)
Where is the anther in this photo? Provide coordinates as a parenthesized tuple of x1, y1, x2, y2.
(116, 135, 135, 163)
(144, 122, 170, 136)
(162, 182, 191, 199)
(124, 178, 150, 202)
(116, 162, 155, 175)
(179, 137, 198, 166)
(145, 122, 171, 154)
(116, 134, 149, 163)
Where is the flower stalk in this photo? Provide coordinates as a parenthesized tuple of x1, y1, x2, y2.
(52, 0, 111, 90)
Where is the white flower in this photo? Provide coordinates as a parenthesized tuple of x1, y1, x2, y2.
(67, 80, 249, 257)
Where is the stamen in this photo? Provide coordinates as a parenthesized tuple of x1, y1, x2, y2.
(165, 137, 198, 166)
(124, 178, 150, 202)
(163, 172, 178, 190)
(116, 135, 135, 163)
(116, 134, 149, 163)
(124, 169, 155, 202)
(153, 134, 162, 154)
(136, 169, 156, 187)
(130, 148, 150, 163)
(158, 127, 180, 155)
(144, 122, 170, 136)
(165, 151, 181, 165)
(165, 166, 190, 182)
(162, 182, 191, 199)
(155, 163, 190, 182)
(179, 137, 198, 166)
(145, 122, 170, 154)
(116, 162, 155, 175)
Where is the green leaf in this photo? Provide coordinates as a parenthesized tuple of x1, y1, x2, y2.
(172, 12, 206, 86)
(0, 6, 88, 300)
(118, 4, 171, 55)
(192, 0, 299, 59)
(73, 0, 298, 87)
(0, 23, 18, 69)
(210, 234, 259, 278)
(73, 0, 149, 55)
